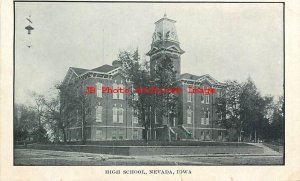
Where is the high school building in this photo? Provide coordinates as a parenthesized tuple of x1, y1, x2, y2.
(62, 14, 226, 141)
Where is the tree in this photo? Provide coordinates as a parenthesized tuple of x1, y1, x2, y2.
(119, 49, 152, 141)
(215, 80, 242, 141)
(14, 104, 37, 142)
(270, 96, 284, 142)
(75, 79, 91, 144)
(58, 79, 90, 144)
(239, 77, 275, 142)
(119, 50, 179, 141)
(57, 82, 77, 142)
(151, 55, 179, 141)
(42, 96, 61, 142)
(31, 92, 48, 142)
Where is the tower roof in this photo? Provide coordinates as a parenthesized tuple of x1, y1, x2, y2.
(152, 14, 179, 44)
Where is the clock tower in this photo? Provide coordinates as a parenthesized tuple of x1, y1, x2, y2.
(147, 13, 185, 78)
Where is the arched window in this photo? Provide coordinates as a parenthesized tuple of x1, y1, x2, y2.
(96, 105, 102, 122)
(96, 83, 102, 98)
(119, 83, 124, 100)
(187, 87, 192, 102)
(112, 106, 117, 123)
(113, 82, 118, 99)
(118, 107, 124, 123)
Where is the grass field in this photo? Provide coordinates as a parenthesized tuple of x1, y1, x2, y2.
(55, 140, 252, 147)
(14, 149, 283, 166)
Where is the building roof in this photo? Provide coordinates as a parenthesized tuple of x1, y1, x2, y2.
(70, 67, 88, 75)
(91, 64, 114, 73)
(69, 64, 115, 77)
(180, 73, 224, 86)
(180, 73, 201, 80)
(152, 13, 179, 44)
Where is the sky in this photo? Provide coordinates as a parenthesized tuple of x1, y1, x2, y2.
(15, 2, 284, 105)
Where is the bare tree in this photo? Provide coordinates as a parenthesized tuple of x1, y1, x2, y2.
(31, 92, 48, 142)
(58, 78, 90, 144)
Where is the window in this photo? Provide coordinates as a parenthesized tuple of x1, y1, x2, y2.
(96, 106, 102, 122)
(154, 111, 157, 124)
(132, 109, 138, 124)
(113, 107, 117, 123)
(205, 87, 210, 104)
(76, 131, 80, 141)
(206, 131, 211, 139)
(118, 107, 124, 123)
(187, 87, 192, 102)
(133, 130, 138, 140)
(201, 95, 204, 103)
(112, 129, 117, 140)
(187, 107, 192, 124)
(113, 83, 118, 99)
(118, 129, 123, 140)
(119, 83, 124, 100)
(206, 109, 210, 125)
(96, 83, 102, 97)
(201, 108, 205, 125)
(201, 131, 204, 139)
(95, 129, 102, 140)
(86, 101, 92, 115)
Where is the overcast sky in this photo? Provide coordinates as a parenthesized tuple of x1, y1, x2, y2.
(15, 2, 283, 105)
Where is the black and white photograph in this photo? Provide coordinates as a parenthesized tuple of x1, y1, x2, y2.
(13, 1, 284, 166)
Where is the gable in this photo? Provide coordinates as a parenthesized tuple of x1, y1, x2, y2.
(166, 45, 180, 52)
(63, 68, 79, 84)
(196, 74, 219, 85)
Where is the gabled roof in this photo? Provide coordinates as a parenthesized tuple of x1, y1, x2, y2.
(70, 67, 88, 76)
(180, 73, 201, 80)
(180, 73, 223, 86)
(91, 64, 114, 73)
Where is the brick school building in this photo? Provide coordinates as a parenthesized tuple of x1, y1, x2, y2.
(62, 14, 226, 141)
